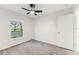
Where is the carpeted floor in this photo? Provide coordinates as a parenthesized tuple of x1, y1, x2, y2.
(0, 39, 78, 55)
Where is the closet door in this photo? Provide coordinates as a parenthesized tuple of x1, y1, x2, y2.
(57, 14, 74, 50)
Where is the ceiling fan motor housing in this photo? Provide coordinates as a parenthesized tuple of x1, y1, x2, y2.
(30, 4, 35, 8)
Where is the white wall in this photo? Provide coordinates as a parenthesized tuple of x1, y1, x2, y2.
(34, 14, 57, 45)
(34, 8, 74, 49)
(74, 5, 79, 51)
(0, 7, 33, 50)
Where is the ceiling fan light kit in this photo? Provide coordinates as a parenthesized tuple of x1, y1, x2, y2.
(21, 4, 43, 16)
(30, 11, 34, 14)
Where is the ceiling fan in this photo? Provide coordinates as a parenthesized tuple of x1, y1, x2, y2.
(21, 4, 43, 16)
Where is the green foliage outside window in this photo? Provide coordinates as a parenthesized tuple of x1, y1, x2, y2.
(11, 21, 23, 38)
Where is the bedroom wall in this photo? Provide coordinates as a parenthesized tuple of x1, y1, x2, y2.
(34, 8, 74, 47)
(0, 7, 33, 50)
(74, 5, 79, 51)
(34, 14, 57, 45)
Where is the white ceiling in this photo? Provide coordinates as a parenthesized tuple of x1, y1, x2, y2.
(0, 4, 73, 17)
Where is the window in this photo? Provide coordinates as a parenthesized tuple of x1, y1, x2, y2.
(10, 21, 23, 38)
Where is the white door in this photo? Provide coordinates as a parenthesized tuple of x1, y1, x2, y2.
(57, 14, 74, 50)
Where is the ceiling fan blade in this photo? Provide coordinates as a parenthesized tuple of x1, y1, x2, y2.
(21, 7, 31, 11)
(34, 13, 37, 16)
(26, 12, 30, 15)
(34, 10, 42, 12)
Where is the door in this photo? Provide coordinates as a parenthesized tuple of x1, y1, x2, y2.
(57, 14, 74, 50)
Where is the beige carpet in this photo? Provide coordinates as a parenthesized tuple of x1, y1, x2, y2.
(0, 40, 78, 55)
